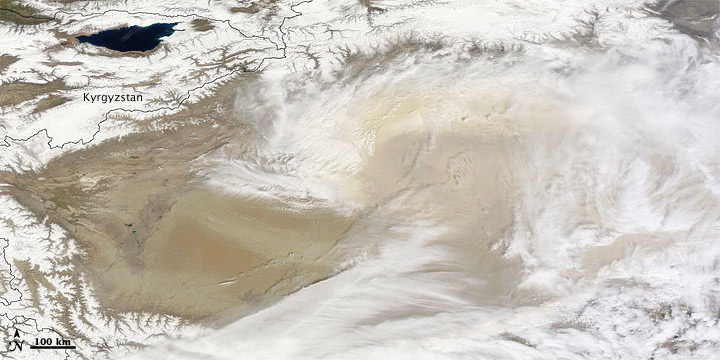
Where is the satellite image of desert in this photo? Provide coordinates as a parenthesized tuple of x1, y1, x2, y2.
(1, 0, 719, 359)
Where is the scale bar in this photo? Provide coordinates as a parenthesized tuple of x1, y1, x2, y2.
(30, 345, 77, 349)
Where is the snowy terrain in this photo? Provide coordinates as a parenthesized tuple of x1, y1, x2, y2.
(2, 0, 720, 359)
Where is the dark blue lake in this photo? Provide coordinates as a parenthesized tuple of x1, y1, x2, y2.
(77, 23, 179, 52)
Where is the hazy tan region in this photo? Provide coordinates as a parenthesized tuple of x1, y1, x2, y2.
(0, 74, 356, 321)
(0, 63, 531, 324)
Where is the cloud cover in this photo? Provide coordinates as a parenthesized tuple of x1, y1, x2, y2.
(124, 1, 720, 359)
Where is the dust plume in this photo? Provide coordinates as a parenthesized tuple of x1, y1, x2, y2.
(124, 2, 720, 359)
